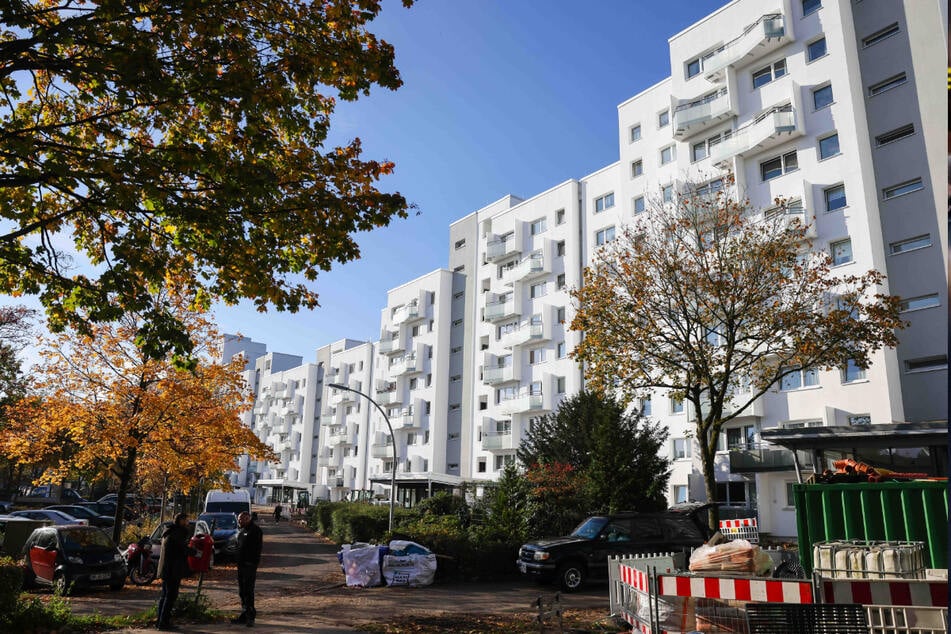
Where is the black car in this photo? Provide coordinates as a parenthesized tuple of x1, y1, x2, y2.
(21, 525, 126, 593)
(517, 504, 712, 591)
(197, 512, 240, 560)
(45, 505, 114, 529)
(79, 501, 137, 522)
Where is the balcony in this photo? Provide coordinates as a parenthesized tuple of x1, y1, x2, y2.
(319, 411, 338, 426)
(672, 88, 736, 140)
(729, 443, 813, 473)
(376, 389, 402, 406)
(483, 364, 516, 385)
(485, 297, 518, 322)
(501, 252, 547, 285)
(371, 442, 393, 459)
(710, 105, 802, 167)
(499, 392, 545, 415)
(764, 197, 817, 240)
(329, 426, 356, 446)
(486, 236, 520, 262)
(482, 431, 515, 452)
(500, 321, 546, 349)
(392, 302, 421, 325)
(379, 336, 404, 355)
(393, 407, 421, 429)
(389, 354, 419, 376)
(704, 13, 789, 82)
(689, 393, 764, 421)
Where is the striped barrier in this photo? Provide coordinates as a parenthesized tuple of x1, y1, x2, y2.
(718, 517, 759, 543)
(657, 573, 815, 604)
(821, 579, 948, 607)
(618, 563, 651, 592)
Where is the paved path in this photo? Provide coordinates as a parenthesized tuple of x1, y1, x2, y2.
(62, 518, 608, 633)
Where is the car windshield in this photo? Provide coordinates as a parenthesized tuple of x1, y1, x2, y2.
(199, 514, 237, 529)
(571, 517, 609, 539)
(59, 527, 115, 552)
(58, 506, 94, 518)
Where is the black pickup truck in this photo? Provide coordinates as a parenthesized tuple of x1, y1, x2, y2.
(516, 504, 712, 591)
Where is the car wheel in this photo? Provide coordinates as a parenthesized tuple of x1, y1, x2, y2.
(52, 573, 72, 596)
(556, 562, 585, 592)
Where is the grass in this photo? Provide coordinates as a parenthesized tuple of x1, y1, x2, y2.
(358, 608, 629, 633)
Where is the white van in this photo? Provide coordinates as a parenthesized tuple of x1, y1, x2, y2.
(204, 489, 251, 515)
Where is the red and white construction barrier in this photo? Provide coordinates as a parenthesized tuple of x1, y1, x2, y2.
(821, 579, 948, 607)
(718, 517, 759, 543)
(618, 563, 651, 593)
(657, 573, 815, 604)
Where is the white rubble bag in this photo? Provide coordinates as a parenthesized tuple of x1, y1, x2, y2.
(381, 540, 437, 587)
(338, 543, 383, 587)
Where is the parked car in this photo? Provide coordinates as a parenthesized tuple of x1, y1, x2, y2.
(78, 501, 136, 521)
(10, 509, 88, 526)
(147, 519, 211, 568)
(0, 500, 13, 513)
(20, 524, 126, 593)
(516, 504, 712, 591)
(197, 512, 240, 560)
(45, 505, 114, 529)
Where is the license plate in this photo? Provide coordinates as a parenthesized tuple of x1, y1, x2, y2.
(90, 572, 110, 581)
(518, 562, 527, 573)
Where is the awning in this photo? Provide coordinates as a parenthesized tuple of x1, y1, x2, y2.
(367, 472, 465, 487)
(761, 421, 948, 451)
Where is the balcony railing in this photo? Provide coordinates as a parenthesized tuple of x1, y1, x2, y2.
(393, 409, 420, 429)
(704, 13, 787, 82)
(486, 237, 520, 262)
(673, 88, 734, 140)
(370, 443, 393, 459)
(389, 354, 418, 376)
(710, 105, 800, 166)
(485, 298, 518, 322)
(729, 443, 813, 473)
(501, 252, 546, 285)
(499, 392, 544, 415)
(329, 428, 356, 446)
(392, 302, 420, 325)
(482, 431, 515, 451)
(483, 364, 516, 384)
(764, 199, 816, 239)
(500, 322, 545, 348)
(376, 389, 401, 406)
(379, 337, 403, 355)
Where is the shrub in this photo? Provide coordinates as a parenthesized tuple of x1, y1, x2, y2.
(331, 504, 389, 544)
(414, 492, 470, 526)
(0, 557, 23, 624)
(311, 501, 345, 536)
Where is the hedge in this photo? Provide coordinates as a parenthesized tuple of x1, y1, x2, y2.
(0, 556, 23, 624)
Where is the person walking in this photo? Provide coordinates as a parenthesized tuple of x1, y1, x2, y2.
(155, 513, 190, 631)
(232, 510, 263, 627)
(273, 503, 282, 523)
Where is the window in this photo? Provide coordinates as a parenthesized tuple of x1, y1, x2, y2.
(595, 226, 615, 245)
(658, 109, 669, 128)
(694, 179, 724, 197)
(661, 184, 673, 203)
(869, 72, 907, 96)
(691, 131, 728, 162)
(760, 150, 798, 181)
(752, 59, 786, 88)
(904, 356, 947, 373)
(494, 454, 515, 470)
(633, 195, 646, 214)
(672, 438, 691, 460)
(595, 192, 615, 213)
(670, 397, 684, 414)
(785, 483, 796, 507)
(781, 367, 819, 391)
(686, 57, 702, 79)
(726, 425, 755, 449)
(824, 184, 846, 211)
(529, 348, 545, 364)
(802, 0, 821, 15)
(640, 396, 651, 416)
(556, 376, 566, 393)
(848, 415, 871, 426)
(556, 208, 565, 225)
(674, 485, 688, 505)
(807, 36, 827, 61)
(831, 238, 853, 266)
(409, 377, 418, 390)
(630, 124, 642, 142)
(556, 240, 566, 256)
(556, 273, 566, 290)
(660, 145, 675, 165)
(557, 341, 566, 358)
(813, 84, 834, 109)
(556, 307, 566, 323)
(477, 458, 486, 473)
(889, 234, 931, 254)
(451, 318, 463, 326)
(631, 159, 643, 178)
(841, 359, 866, 383)
(899, 294, 939, 312)
(875, 124, 915, 146)
(862, 23, 900, 48)
(530, 217, 547, 235)
(454, 238, 466, 250)
(818, 133, 840, 159)
(530, 282, 547, 299)
(883, 178, 923, 200)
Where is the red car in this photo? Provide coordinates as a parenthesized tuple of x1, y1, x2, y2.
(21, 525, 126, 593)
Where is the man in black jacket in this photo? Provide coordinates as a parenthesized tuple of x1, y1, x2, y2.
(156, 513, 190, 631)
(232, 511, 263, 627)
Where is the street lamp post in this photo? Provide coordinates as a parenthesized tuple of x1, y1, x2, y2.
(327, 383, 397, 532)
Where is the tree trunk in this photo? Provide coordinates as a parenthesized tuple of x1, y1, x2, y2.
(112, 447, 137, 545)
(697, 428, 721, 532)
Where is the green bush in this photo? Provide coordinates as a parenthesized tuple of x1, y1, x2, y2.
(310, 501, 345, 536)
(0, 556, 23, 623)
(331, 503, 389, 544)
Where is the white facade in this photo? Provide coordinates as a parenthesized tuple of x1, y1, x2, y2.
(229, 0, 946, 537)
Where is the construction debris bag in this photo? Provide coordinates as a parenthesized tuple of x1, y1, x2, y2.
(338, 543, 384, 587)
(382, 540, 436, 587)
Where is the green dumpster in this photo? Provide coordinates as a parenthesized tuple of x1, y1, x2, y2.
(793, 480, 948, 575)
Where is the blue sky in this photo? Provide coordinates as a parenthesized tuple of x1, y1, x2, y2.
(216, 1, 728, 358)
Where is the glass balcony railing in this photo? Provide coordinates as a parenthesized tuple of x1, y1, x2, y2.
(392, 302, 420, 324)
(379, 337, 403, 354)
(370, 443, 393, 459)
(482, 431, 515, 451)
(501, 253, 546, 285)
(673, 88, 734, 140)
(709, 106, 799, 165)
(500, 322, 545, 348)
(486, 238, 520, 262)
(729, 443, 813, 473)
(704, 13, 787, 82)
(483, 365, 515, 384)
(500, 393, 544, 415)
(389, 354, 418, 375)
(485, 298, 517, 321)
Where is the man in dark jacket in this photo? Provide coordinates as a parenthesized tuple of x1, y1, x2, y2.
(156, 513, 190, 631)
(232, 510, 263, 627)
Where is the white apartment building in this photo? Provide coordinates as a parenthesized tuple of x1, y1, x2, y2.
(228, 0, 946, 538)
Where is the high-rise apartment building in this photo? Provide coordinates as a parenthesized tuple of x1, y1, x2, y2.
(229, 0, 946, 537)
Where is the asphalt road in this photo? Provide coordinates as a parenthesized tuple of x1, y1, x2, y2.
(61, 516, 608, 633)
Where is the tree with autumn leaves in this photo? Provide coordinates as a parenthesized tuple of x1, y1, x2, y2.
(0, 293, 274, 543)
(570, 179, 904, 528)
(0, 0, 413, 361)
